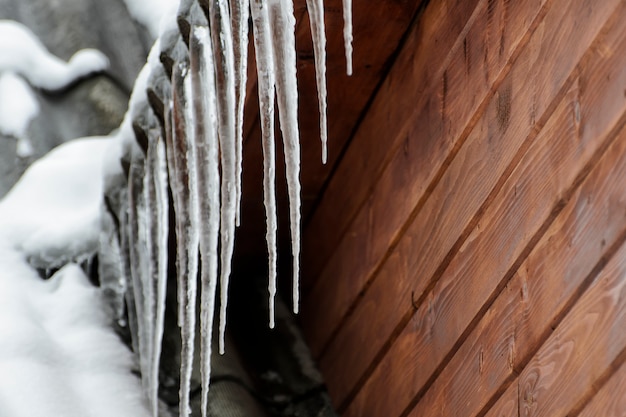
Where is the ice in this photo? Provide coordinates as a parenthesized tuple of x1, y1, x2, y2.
(342, 0, 353, 76)
(189, 24, 220, 417)
(151, 131, 170, 417)
(206, 0, 237, 355)
(142, 122, 169, 416)
(231, 0, 250, 226)
(127, 145, 150, 397)
(305, 0, 328, 163)
(0, 20, 109, 91)
(251, 0, 278, 328)
(268, 0, 301, 314)
(0, 72, 39, 157)
(171, 58, 201, 417)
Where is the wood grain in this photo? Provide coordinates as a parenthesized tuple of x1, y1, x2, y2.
(302, 0, 544, 358)
(484, 382, 518, 417)
(341, 2, 626, 415)
(319, 0, 624, 411)
(408, 83, 626, 417)
(577, 361, 626, 417)
(518, 239, 626, 417)
(300, 0, 482, 291)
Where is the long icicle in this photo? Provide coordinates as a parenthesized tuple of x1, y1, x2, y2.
(172, 58, 201, 417)
(128, 146, 150, 394)
(190, 23, 220, 417)
(305, 0, 328, 163)
(143, 131, 158, 416)
(231, 0, 251, 226)
(250, 0, 278, 328)
(342, 0, 353, 75)
(148, 126, 169, 417)
(207, 0, 237, 355)
(268, 0, 301, 314)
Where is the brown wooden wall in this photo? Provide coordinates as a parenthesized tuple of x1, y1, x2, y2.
(298, 0, 626, 415)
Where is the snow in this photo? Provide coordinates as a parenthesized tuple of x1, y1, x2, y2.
(0, 136, 121, 267)
(0, 20, 109, 91)
(0, 259, 151, 417)
(122, 0, 180, 39)
(0, 133, 150, 416)
(0, 72, 39, 157)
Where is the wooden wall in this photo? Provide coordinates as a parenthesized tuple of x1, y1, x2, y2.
(299, 0, 626, 416)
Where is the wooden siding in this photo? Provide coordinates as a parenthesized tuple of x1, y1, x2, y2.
(299, 0, 626, 416)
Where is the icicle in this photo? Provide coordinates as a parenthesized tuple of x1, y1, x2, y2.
(305, 0, 328, 163)
(268, 0, 301, 314)
(342, 0, 353, 76)
(118, 184, 140, 360)
(231, 0, 251, 226)
(251, 0, 278, 328)
(127, 145, 150, 393)
(190, 23, 220, 417)
(169, 56, 201, 417)
(207, 0, 237, 355)
(144, 124, 169, 417)
(141, 134, 157, 414)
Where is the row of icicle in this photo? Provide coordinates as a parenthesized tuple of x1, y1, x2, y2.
(120, 0, 353, 416)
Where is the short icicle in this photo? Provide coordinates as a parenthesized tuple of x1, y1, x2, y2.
(231, 0, 251, 226)
(190, 23, 221, 417)
(342, 0, 353, 75)
(305, 0, 328, 163)
(251, 0, 278, 328)
(268, 0, 301, 314)
(171, 58, 201, 417)
(207, 0, 237, 355)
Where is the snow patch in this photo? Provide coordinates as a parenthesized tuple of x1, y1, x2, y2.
(0, 72, 39, 157)
(122, 0, 179, 39)
(0, 136, 121, 268)
(0, 20, 109, 91)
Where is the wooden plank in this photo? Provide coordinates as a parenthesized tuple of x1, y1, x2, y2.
(517, 240, 626, 417)
(577, 361, 626, 417)
(484, 382, 518, 417)
(302, 0, 544, 357)
(300, 0, 482, 290)
(341, 2, 626, 415)
(408, 85, 626, 417)
(321, 0, 624, 410)
(235, 0, 424, 265)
